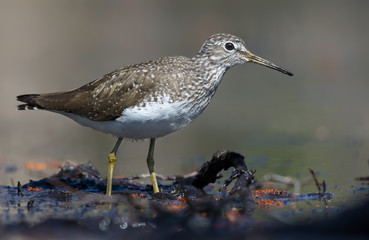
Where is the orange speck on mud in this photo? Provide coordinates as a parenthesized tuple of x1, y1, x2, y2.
(166, 203, 186, 212)
(254, 199, 284, 208)
(131, 193, 147, 198)
(252, 189, 288, 198)
(27, 186, 42, 192)
(252, 189, 290, 208)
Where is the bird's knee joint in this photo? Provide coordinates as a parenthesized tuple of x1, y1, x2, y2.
(108, 153, 117, 165)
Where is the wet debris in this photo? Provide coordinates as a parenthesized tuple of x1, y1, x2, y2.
(181, 151, 254, 189)
(53, 161, 102, 180)
(0, 150, 344, 239)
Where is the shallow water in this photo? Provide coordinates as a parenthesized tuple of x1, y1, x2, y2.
(244, 134, 369, 219)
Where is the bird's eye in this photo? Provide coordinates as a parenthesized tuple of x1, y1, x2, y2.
(225, 42, 235, 51)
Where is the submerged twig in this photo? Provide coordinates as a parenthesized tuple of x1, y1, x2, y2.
(308, 168, 322, 194)
(17, 181, 22, 197)
(308, 168, 328, 206)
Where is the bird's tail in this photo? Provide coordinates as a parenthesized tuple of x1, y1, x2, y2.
(17, 94, 43, 110)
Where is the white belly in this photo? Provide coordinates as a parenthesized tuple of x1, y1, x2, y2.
(61, 98, 207, 139)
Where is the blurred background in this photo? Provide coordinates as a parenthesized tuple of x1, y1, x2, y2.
(1, 0, 369, 195)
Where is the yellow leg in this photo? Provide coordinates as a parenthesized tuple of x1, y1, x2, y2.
(106, 137, 123, 196)
(106, 153, 117, 196)
(147, 138, 159, 193)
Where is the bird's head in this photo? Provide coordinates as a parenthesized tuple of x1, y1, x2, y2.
(197, 33, 293, 76)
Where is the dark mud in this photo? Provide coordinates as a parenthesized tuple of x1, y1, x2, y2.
(1, 150, 368, 240)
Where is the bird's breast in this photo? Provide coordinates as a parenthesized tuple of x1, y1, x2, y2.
(112, 94, 211, 138)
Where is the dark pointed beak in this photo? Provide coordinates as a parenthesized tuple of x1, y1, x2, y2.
(243, 52, 293, 76)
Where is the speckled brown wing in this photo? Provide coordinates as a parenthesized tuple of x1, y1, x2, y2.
(17, 64, 159, 121)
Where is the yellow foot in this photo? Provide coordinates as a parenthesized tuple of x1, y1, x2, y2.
(150, 172, 160, 193)
(106, 153, 117, 196)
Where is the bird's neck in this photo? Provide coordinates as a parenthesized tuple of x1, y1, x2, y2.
(188, 55, 228, 101)
(191, 54, 228, 84)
